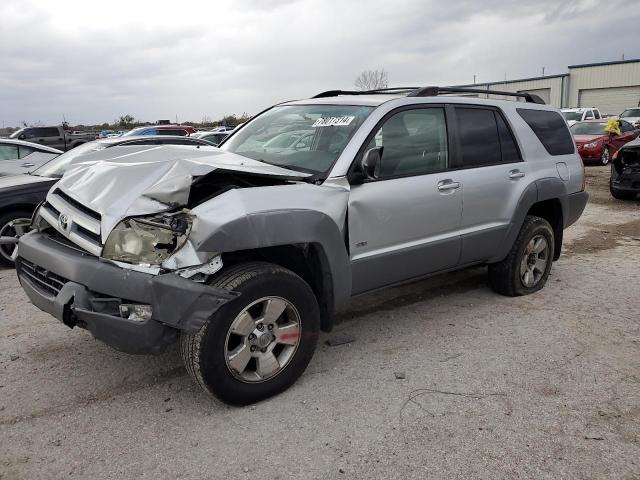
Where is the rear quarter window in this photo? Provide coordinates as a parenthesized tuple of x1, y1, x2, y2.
(517, 108, 575, 156)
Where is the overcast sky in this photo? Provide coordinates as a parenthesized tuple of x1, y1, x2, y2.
(1, 0, 638, 127)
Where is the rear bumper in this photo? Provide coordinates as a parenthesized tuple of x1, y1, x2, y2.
(611, 169, 640, 193)
(16, 232, 236, 355)
(565, 191, 589, 228)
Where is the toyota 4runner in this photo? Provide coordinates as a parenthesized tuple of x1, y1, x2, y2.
(16, 86, 588, 405)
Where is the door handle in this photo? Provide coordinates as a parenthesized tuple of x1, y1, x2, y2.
(21, 163, 35, 167)
(509, 169, 525, 179)
(437, 180, 461, 192)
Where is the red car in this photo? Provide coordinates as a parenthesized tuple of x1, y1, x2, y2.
(571, 119, 639, 165)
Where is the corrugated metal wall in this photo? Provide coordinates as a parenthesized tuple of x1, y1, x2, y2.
(454, 60, 640, 111)
(567, 62, 640, 114)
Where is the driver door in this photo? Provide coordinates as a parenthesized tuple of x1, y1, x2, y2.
(348, 106, 462, 294)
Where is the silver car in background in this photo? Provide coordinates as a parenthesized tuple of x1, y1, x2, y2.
(0, 138, 62, 176)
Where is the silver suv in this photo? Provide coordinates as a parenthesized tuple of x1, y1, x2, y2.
(16, 86, 588, 405)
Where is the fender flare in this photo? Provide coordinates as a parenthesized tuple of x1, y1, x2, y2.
(198, 209, 352, 314)
(490, 177, 568, 263)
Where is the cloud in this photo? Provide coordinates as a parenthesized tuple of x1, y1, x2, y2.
(0, 0, 638, 126)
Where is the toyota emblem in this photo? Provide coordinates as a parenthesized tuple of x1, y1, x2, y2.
(58, 213, 70, 231)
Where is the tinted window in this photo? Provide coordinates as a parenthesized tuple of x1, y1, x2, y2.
(42, 128, 60, 137)
(0, 144, 20, 160)
(18, 146, 35, 158)
(594, 109, 601, 119)
(495, 112, 521, 163)
(620, 121, 635, 133)
(455, 107, 501, 167)
(584, 111, 594, 120)
(517, 108, 575, 155)
(367, 108, 448, 178)
(158, 129, 187, 136)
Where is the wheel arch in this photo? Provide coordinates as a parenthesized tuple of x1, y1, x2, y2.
(490, 178, 568, 263)
(198, 209, 352, 332)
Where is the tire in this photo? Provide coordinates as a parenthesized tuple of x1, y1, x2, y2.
(0, 210, 32, 268)
(180, 261, 320, 405)
(600, 146, 610, 165)
(488, 215, 555, 297)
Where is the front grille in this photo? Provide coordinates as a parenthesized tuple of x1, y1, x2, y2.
(20, 259, 69, 296)
(52, 189, 101, 221)
(41, 189, 103, 256)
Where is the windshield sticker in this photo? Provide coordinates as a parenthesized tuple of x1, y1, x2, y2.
(312, 116, 355, 127)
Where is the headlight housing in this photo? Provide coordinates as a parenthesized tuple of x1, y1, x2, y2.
(583, 141, 598, 149)
(102, 211, 193, 265)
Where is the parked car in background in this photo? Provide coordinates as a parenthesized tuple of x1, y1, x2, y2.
(570, 119, 639, 165)
(619, 108, 640, 128)
(0, 139, 62, 176)
(261, 129, 314, 153)
(561, 107, 602, 126)
(15, 86, 588, 405)
(9, 126, 95, 151)
(0, 135, 216, 267)
(610, 136, 640, 200)
(192, 131, 229, 145)
(123, 125, 196, 137)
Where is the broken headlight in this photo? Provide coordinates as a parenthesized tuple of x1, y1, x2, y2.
(102, 211, 193, 265)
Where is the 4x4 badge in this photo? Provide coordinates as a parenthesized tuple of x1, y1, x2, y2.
(58, 213, 70, 231)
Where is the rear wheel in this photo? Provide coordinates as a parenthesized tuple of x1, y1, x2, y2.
(0, 210, 32, 267)
(488, 215, 555, 296)
(180, 262, 320, 405)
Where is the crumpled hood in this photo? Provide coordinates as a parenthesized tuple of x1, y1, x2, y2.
(52, 144, 310, 236)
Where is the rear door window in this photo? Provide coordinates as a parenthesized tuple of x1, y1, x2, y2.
(454, 107, 502, 167)
(516, 108, 575, 155)
(0, 144, 20, 160)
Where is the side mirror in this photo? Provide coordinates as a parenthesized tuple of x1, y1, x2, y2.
(359, 147, 382, 180)
(18, 134, 26, 140)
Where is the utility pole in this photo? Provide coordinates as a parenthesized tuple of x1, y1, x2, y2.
(542, 66, 545, 76)
(473, 74, 476, 85)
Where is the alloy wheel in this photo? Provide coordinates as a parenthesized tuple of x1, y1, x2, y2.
(0, 218, 30, 264)
(224, 296, 301, 383)
(520, 234, 549, 288)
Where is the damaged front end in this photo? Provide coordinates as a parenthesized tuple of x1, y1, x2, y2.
(17, 147, 313, 354)
(612, 143, 640, 196)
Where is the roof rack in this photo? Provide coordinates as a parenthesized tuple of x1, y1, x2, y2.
(311, 85, 545, 104)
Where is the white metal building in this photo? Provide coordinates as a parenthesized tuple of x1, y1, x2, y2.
(453, 59, 640, 115)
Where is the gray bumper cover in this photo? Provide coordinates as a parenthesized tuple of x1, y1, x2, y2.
(16, 232, 236, 355)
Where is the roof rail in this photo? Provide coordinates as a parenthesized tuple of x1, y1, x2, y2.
(311, 86, 545, 104)
(312, 87, 420, 98)
(408, 86, 545, 104)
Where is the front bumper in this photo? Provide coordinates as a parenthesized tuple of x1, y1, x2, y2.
(576, 146, 603, 162)
(16, 232, 236, 355)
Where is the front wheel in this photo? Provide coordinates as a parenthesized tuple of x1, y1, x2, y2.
(488, 215, 555, 296)
(180, 262, 320, 405)
(601, 146, 610, 165)
(0, 210, 32, 267)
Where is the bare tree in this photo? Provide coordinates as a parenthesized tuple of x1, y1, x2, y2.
(354, 69, 389, 91)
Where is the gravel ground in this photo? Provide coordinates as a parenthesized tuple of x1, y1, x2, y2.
(1, 166, 639, 480)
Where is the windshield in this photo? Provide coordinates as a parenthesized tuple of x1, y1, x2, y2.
(221, 105, 374, 174)
(33, 142, 105, 178)
(562, 111, 583, 121)
(8, 128, 25, 139)
(570, 122, 606, 135)
(620, 109, 640, 118)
